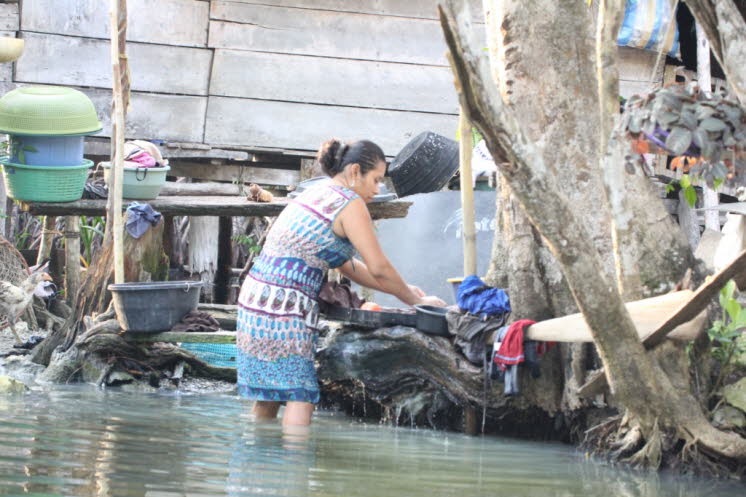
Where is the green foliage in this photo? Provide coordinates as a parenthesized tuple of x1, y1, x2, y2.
(232, 234, 261, 255)
(707, 280, 746, 374)
(79, 216, 106, 266)
(623, 85, 746, 188)
(667, 175, 699, 207)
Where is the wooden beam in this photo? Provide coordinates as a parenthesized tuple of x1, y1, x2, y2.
(526, 291, 706, 343)
(125, 330, 236, 343)
(168, 161, 300, 186)
(578, 249, 746, 397)
(160, 181, 246, 196)
(20, 196, 412, 219)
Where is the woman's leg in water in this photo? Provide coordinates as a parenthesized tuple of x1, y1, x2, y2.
(252, 401, 281, 420)
(283, 401, 314, 426)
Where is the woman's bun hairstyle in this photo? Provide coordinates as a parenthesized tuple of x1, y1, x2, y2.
(317, 139, 349, 176)
(317, 138, 385, 178)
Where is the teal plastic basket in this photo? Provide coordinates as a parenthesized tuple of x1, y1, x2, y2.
(0, 159, 92, 202)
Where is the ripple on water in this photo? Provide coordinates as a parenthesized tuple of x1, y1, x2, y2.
(0, 385, 742, 497)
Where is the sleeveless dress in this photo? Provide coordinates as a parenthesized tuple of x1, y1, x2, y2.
(236, 183, 358, 403)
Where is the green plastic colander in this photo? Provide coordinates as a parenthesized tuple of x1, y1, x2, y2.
(0, 86, 102, 136)
(0, 159, 93, 202)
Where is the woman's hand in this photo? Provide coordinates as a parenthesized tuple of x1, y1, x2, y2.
(417, 295, 447, 307)
(408, 284, 426, 298)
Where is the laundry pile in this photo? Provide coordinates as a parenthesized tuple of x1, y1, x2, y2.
(124, 140, 168, 169)
(447, 275, 553, 396)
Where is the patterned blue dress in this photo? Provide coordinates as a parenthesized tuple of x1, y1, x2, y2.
(236, 183, 358, 403)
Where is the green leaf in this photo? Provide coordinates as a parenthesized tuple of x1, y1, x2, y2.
(713, 177, 724, 190)
(700, 117, 727, 132)
(684, 185, 697, 207)
(725, 298, 741, 323)
(722, 280, 737, 302)
(22, 145, 37, 153)
(665, 126, 693, 155)
(679, 174, 691, 188)
(665, 183, 676, 194)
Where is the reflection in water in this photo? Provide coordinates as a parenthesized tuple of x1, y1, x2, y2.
(228, 424, 316, 496)
(0, 386, 743, 497)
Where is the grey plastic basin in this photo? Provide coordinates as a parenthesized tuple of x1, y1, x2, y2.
(108, 281, 203, 333)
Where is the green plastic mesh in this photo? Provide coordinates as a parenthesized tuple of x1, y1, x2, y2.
(0, 86, 102, 135)
(1, 159, 92, 202)
(180, 343, 237, 369)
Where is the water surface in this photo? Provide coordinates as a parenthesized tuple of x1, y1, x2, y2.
(0, 386, 742, 496)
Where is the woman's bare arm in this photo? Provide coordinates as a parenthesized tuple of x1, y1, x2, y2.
(333, 199, 421, 305)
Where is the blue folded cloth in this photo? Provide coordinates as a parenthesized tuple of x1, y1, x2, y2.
(457, 275, 511, 316)
(125, 202, 162, 239)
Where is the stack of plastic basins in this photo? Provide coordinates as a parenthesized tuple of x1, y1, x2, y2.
(0, 86, 101, 202)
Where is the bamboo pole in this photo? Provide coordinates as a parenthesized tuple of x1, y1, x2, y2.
(696, 22, 720, 232)
(109, 0, 128, 283)
(64, 216, 81, 304)
(36, 216, 55, 265)
(459, 110, 476, 276)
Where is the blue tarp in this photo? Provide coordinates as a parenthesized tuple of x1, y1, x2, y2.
(617, 0, 680, 59)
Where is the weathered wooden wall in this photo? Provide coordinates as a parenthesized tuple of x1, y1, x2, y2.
(7, 0, 481, 157)
(2, 1, 667, 158)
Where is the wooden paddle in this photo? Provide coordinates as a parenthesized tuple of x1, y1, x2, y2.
(577, 249, 746, 398)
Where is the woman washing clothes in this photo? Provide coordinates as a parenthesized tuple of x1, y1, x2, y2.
(236, 138, 446, 426)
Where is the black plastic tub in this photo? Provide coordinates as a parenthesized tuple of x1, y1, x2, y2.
(414, 304, 450, 337)
(388, 131, 459, 198)
(108, 281, 203, 333)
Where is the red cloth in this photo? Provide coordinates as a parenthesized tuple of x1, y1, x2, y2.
(494, 319, 536, 370)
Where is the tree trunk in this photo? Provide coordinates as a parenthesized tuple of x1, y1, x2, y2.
(439, 0, 746, 463)
(685, 0, 746, 106)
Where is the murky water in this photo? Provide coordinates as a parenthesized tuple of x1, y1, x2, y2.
(0, 386, 742, 497)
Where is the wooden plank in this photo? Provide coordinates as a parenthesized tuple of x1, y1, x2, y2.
(20, 196, 413, 219)
(618, 47, 661, 83)
(527, 291, 707, 343)
(21, 0, 209, 47)
(219, 0, 483, 21)
(0, 3, 19, 31)
(16, 32, 212, 95)
(210, 50, 458, 114)
(160, 181, 246, 197)
(126, 331, 237, 343)
(205, 97, 458, 155)
(578, 249, 746, 397)
(168, 161, 300, 186)
(209, 2, 485, 66)
(619, 79, 655, 99)
(80, 89, 207, 143)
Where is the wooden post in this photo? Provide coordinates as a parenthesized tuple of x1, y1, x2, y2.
(109, 0, 128, 284)
(0, 173, 7, 240)
(162, 215, 174, 265)
(459, 110, 476, 276)
(2, 197, 11, 241)
(64, 216, 81, 304)
(463, 406, 478, 436)
(678, 189, 701, 249)
(36, 216, 56, 265)
(214, 216, 233, 304)
(696, 22, 720, 233)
